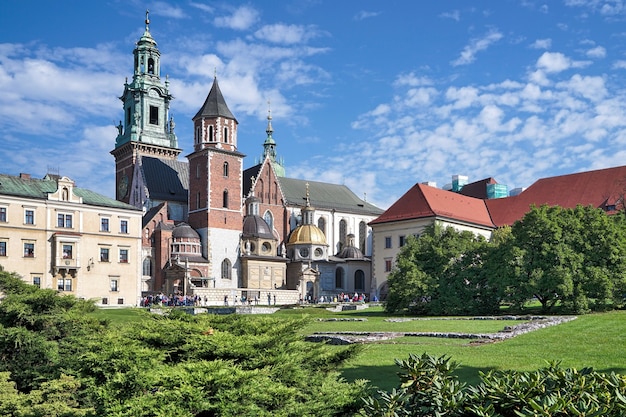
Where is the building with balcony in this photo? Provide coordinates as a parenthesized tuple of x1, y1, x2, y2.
(0, 173, 143, 306)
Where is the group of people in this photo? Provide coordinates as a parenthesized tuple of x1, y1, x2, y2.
(141, 293, 207, 307)
(300, 292, 370, 304)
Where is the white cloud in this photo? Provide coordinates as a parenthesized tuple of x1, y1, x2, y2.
(452, 30, 503, 66)
(254, 24, 320, 44)
(536, 51, 572, 72)
(440, 10, 460, 21)
(530, 38, 552, 49)
(354, 11, 380, 21)
(214, 5, 259, 30)
(151, 2, 187, 19)
(586, 45, 606, 58)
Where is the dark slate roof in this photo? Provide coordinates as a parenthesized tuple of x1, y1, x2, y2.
(458, 177, 498, 199)
(278, 177, 384, 216)
(142, 202, 166, 228)
(193, 77, 237, 121)
(369, 183, 494, 228)
(486, 165, 626, 227)
(0, 174, 140, 211)
(141, 157, 188, 203)
(242, 215, 275, 239)
(243, 163, 263, 198)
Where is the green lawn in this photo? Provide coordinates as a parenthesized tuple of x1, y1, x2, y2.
(92, 306, 626, 393)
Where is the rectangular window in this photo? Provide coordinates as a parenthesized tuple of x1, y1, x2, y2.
(25, 209, 34, 225)
(57, 213, 73, 228)
(102, 297, 109, 305)
(101, 217, 109, 232)
(110, 279, 119, 292)
(119, 249, 129, 263)
(24, 242, 34, 257)
(149, 105, 159, 125)
(0, 207, 6, 222)
(399, 235, 406, 247)
(62, 244, 73, 259)
(385, 236, 392, 249)
(117, 298, 124, 305)
(100, 248, 110, 262)
(384, 258, 392, 272)
(33, 277, 41, 288)
(0, 241, 6, 256)
(120, 219, 128, 234)
(57, 278, 72, 292)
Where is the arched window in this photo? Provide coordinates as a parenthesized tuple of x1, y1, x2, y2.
(359, 221, 367, 253)
(223, 189, 229, 208)
(143, 258, 153, 276)
(354, 270, 365, 291)
(196, 126, 201, 144)
(317, 217, 326, 237)
(335, 267, 344, 289)
(148, 58, 155, 74)
(62, 187, 69, 201)
(224, 127, 228, 143)
(223, 161, 229, 177)
(221, 259, 232, 279)
(339, 219, 347, 249)
(264, 210, 274, 231)
(209, 125, 214, 142)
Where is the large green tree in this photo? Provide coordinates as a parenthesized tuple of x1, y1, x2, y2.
(505, 205, 626, 313)
(384, 224, 490, 315)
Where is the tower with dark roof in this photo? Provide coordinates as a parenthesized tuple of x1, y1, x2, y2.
(187, 76, 244, 287)
(111, 11, 180, 204)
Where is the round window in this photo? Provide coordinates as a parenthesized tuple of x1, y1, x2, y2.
(299, 248, 309, 258)
(314, 247, 323, 257)
(262, 242, 271, 252)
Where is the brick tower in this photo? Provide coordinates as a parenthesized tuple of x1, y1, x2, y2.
(187, 76, 244, 285)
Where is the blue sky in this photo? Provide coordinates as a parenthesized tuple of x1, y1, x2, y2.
(2, 1, 626, 209)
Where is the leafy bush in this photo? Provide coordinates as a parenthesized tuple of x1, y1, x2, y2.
(360, 353, 626, 416)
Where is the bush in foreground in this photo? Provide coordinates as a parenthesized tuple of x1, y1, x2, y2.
(360, 353, 626, 416)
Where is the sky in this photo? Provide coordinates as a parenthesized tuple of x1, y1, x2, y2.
(2, 1, 626, 209)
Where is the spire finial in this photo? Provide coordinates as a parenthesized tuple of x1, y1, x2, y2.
(214, 67, 217, 79)
(305, 182, 310, 207)
(145, 9, 150, 30)
(266, 99, 273, 136)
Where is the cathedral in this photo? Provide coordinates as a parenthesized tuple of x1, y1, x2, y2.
(110, 14, 383, 305)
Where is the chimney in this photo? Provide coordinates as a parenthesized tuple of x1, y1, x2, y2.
(19, 173, 31, 180)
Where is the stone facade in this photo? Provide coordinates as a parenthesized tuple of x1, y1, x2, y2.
(0, 174, 143, 306)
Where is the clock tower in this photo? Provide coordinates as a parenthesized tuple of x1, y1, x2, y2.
(111, 11, 180, 204)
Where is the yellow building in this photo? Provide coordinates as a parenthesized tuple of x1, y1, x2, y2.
(0, 173, 143, 306)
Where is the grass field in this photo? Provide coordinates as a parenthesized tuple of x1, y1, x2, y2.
(91, 305, 626, 392)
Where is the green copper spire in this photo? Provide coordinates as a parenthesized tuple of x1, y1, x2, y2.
(113, 11, 178, 151)
(262, 101, 285, 177)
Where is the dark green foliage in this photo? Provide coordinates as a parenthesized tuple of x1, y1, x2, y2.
(505, 205, 626, 313)
(384, 206, 626, 316)
(360, 354, 626, 416)
(0, 271, 367, 416)
(384, 224, 498, 315)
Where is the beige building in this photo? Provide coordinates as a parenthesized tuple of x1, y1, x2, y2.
(0, 173, 143, 306)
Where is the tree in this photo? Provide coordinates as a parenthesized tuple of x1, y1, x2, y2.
(384, 224, 489, 315)
(0, 271, 368, 416)
(505, 205, 626, 313)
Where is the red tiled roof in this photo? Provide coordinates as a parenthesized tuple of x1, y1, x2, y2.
(486, 165, 626, 226)
(369, 183, 494, 227)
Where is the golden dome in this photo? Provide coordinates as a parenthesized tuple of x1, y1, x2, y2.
(288, 224, 327, 245)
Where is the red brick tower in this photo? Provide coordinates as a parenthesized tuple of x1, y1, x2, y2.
(187, 76, 244, 286)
